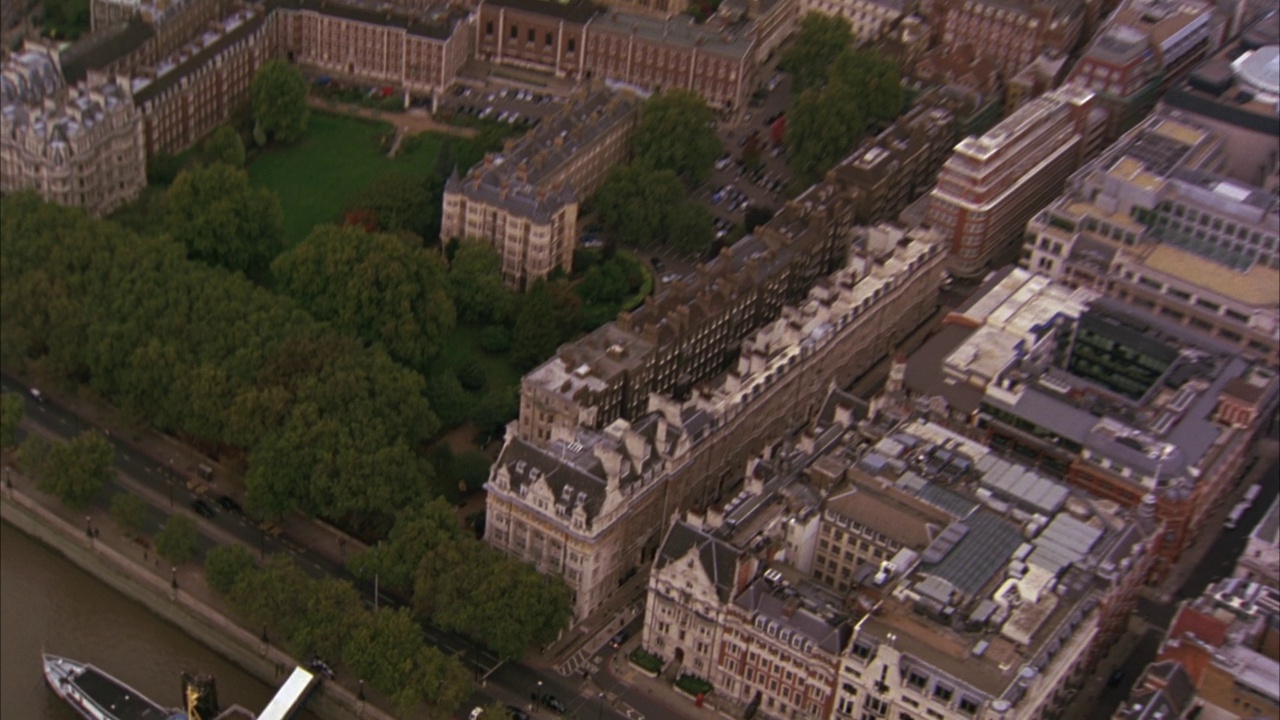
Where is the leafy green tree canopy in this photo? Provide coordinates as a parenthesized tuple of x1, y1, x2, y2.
(110, 492, 149, 538)
(448, 239, 514, 323)
(593, 166, 713, 255)
(1, 392, 22, 449)
(251, 60, 310, 145)
(200, 125, 246, 169)
(780, 13, 853, 94)
(632, 90, 722, 187)
(349, 171, 442, 240)
(31, 430, 113, 510)
(155, 513, 199, 565)
(272, 225, 456, 368)
(165, 163, 284, 273)
(205, 543, 256, 595)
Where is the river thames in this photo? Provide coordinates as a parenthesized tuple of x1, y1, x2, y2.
(1, 521, 317, 719)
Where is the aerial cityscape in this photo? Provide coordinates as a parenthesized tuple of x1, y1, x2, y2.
(0, 0, 1276, 717)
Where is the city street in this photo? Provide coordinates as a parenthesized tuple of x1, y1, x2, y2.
(2, 371, 708, 720)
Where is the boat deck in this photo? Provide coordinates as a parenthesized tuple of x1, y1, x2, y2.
(76, 666, 172, 720)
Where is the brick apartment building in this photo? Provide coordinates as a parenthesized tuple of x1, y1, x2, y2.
(475, 0, 597, 78)
(1066, 0, 1218, 143)
(644, 410, 1154, 720)
(1, 48, 147, 216)
(129, 5, 274, 156)
(270, 0, 475, 100)
(927, 83, 1107, 277)
(441, 90, 638, 288)
(924, 0, 1089, 79)
(477, 0, 785, 110)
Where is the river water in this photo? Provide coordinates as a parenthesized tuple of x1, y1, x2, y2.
(1, 521, 317, 719)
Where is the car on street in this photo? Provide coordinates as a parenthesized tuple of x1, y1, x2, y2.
(506, 706, 531, 720)
(650, 257, 665, 272)
(469, 708, 485, 720)
(29, 387, 44, 402)
(610, 629, 630, 648)
(191, 499, 216, 519)
(216, 495, 242, 514)
(540, 695, 566, 714)
(1106, 669, 1126, 687)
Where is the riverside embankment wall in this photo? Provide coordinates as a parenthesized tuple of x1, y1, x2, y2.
(0, 487, 394, 720)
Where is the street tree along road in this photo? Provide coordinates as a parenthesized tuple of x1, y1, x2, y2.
(1, 372, 669, 720)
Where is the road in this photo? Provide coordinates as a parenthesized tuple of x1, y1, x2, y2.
(1069, 449, 1280, 720)
(2, 373, 680, 720)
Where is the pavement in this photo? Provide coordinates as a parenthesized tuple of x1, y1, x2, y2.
(6, 375, 724, 720)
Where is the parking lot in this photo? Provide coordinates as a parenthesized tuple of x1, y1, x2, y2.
(436, 84, 567, 128)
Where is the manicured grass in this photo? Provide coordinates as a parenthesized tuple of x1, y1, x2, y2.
(248, 112, 461, 247)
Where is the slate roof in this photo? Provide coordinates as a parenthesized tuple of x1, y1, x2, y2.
(655, 520, 740, 603)
(59, 19, 155, 85)
(733, 576, 851, 654)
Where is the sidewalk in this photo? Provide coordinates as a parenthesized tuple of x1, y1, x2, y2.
(3, 381, 401, 716)
(0, 466, 397, 720)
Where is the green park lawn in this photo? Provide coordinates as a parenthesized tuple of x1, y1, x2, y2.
(248, 111, 455, 246)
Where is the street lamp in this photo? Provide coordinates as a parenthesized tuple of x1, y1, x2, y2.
(531, 680, 542, 713)
(597, 691, 605, 720)
(168, 458, 175, 508)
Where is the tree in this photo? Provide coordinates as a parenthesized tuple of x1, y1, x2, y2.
(632, 90, 722, 187)
(744, 205, 775, 234)
(33, 431, 113, 510)
(251, 60, 309, 145)
(110, 492, 149, 538)
(273, 225, 456, 368)
(229, 554, 313, 640)
(292, 577, 364, 660)
(785, 46, 903, 184)
(471, 384, 519, 443)
(831, 47, 905, 123)
(155, 514, 199, 565)
(667, 201, 715, 256)
(592, 165, 697, 250)
(1, 392, 22, 449)
(512, 281, 567, 370)
(348, 172, 441, 240)
(786, 83, 865, 185)
(200, 126, 246, 169)
(205, 543, 255, 595)
(448, 239, 513, 324)
(478, 325, 511, 353)
(780, 13, 853, 95)
(456, 364, 486, 392)
(165, 163, 284, 273)
(451, 451, 493, 493)
(424, 372, 472, 428)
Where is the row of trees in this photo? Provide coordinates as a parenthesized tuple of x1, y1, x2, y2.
(781, 13, 906, 184)
(348, 499, 573, 662)
(1, 193, 439, 534)
(591, 90, 721, 256)
(206, 547, 475, 716)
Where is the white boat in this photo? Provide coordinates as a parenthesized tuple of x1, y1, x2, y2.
(43, 653, 187, 720)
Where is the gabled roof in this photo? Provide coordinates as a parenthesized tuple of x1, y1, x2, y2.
(655, 520, 741, 603)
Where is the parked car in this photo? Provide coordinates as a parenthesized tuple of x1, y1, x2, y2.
(216, 495, 242, 514)
(506, 706, 531, 720)
(649, 257, 665, 272)
(29, 387, 44, 403)
(191, 499, 216, 519)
